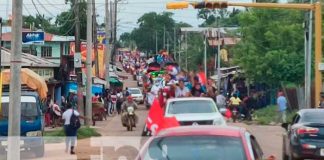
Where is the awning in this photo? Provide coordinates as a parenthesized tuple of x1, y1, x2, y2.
(109, 77, 122, 86)
(2, 68, 48, 99)
(93, 77, 107, 85)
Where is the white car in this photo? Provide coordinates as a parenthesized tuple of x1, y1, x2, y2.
(164, 97, 226, 126)
(128, 88, 144, 104)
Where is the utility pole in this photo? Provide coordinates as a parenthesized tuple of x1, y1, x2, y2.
(86, 0, 93, 126)
(8, 0, 22, 159)
(204, 31, 207, 77)
(185, 31, 188, 71)
(0, 17, 2, 69)
(93, 0, 99, 77)
(114, 0, 117, 48)
(74, 0, 85, 123)
(75, 0, 81, 57)
(110, 0, 115, 62)
(167, 37, 169, 53)
(155, 31, 158, 54)
(105, 0, 110, 87)
(163, 26, 166, 49)
(178, 38, 181, 67)
(217, 27, 221, 92)
(173, 28, 176, 60)
(304, 0, 312, 109)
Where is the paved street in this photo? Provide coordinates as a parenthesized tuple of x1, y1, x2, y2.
(24, 68, 286, 160)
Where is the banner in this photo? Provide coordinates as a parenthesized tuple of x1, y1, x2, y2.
(70, 42, 106, 79)
(22, 31, 44, 44)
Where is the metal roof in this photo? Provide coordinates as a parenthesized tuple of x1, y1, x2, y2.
(1, 48, 60, 67)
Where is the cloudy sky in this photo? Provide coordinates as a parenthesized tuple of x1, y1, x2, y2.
(0, 0, 252, 36)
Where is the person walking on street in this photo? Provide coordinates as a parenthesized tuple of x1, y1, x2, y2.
(51, 100, 62, 128)
(277, 91, 287, 124)
(62, 103, 83, 155)
(216, 91, 227, 110)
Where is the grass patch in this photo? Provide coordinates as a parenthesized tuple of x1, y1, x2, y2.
(253, 105, 296, 125)
(44, 127, 101, 143)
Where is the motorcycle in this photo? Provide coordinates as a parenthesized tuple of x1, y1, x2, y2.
(231, 105, 239, 123)
(125, 106, 136, 131)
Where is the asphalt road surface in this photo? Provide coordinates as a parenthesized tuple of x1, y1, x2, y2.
(26, 66, 285, 160)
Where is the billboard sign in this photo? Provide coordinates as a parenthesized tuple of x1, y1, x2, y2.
(22, 31, 45, 44)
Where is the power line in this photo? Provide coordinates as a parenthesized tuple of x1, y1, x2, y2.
(23, 4, 32, 16)
(61, 22, 76, 36)
(43, 0, 65, 10)
(35, 0, 56, 17)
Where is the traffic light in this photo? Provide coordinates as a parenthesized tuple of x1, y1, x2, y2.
(166, 1, 189, 9)
(193, 1, 228, 9)
(167, 1, 228, 10)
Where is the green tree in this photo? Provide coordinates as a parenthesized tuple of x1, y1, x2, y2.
(197, 8, 241, 27)
(125, 12, 191, 53)
(55, 1, 87, 39)
(232, 9, 305, 87)
(23, 14, 58, 33)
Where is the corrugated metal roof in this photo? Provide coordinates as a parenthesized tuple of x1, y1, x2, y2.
(1, 48, 60, 67)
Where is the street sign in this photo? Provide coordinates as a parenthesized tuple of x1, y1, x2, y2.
(74, 52, 82, 68)
(22, 31, 44, 44)
(319, 63, 324, 71)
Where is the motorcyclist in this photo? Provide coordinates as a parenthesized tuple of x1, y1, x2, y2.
(229, 93, 242, 121)
(121, 96, 138, 127)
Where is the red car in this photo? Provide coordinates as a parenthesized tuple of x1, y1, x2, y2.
(136, 126, 275, 160)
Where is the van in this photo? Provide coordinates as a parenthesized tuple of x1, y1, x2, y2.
(0, 92, 44, 157)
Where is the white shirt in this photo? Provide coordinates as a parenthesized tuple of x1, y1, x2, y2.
(62, 109, 80, 125)
(216, 94, 227, 105)
(175, 86, 189, 97)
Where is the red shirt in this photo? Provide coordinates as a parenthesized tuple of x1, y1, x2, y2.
(92, 96, 99, 102)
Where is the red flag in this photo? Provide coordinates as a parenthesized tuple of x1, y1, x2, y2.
(146, 99, 164, 135)
(197, 72, 207, 85)
(157, 117, 180, 133)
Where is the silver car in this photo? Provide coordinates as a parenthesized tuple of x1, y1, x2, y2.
(164, 97, 226, 126)
(128, 88, 144, 104)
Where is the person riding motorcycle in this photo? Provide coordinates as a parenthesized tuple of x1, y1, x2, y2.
(229, 93, 242, 122)
(121, 96, 138, 127)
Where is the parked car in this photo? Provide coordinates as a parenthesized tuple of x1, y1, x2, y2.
(0, 92, 44, 157)
(164, 97, 226, 126)
(282, 109, 324, 160)
(128, 88, 144, 104)
(136, 125, 275, 160)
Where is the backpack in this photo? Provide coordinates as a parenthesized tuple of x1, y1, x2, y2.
(70, 109, 81, 129)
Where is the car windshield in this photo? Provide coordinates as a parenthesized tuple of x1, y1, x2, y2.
(0, 96, 39, 121)
(129, 89, 141, 94)
(0, 102, 38, 120)
(143, 135, 246, 160)
(168, 100, 217, 114)
(300, 112, 324, 123)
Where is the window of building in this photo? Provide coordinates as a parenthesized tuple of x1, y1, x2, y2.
(22, 46, 37, 56)
(41, 46, 52, 57)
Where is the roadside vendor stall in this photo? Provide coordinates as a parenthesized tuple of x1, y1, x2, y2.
(1, 68, 48, 99)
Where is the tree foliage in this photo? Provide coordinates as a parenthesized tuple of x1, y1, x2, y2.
(120, 12, 191, 54)
(197, 8, 241, 27)
(232, 9, 305, 86)
(22, 1, 87, 39)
